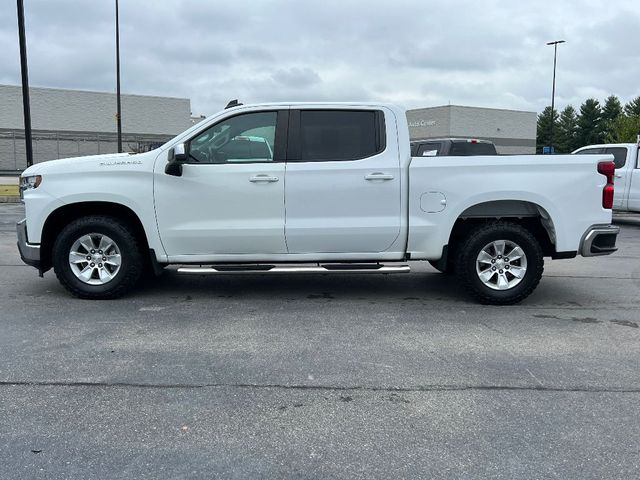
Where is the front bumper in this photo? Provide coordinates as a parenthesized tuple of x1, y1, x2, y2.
(580, 224, 620, 257)
(16, 219, 41, 269)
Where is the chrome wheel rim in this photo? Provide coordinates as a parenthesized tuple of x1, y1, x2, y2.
(68, 233, 122, 285)
(475, 240, 527, 291)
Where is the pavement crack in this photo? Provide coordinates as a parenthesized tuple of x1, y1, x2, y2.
(1, 380, 639, 394)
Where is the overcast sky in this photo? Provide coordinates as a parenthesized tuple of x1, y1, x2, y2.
(1, 0, 638, 116)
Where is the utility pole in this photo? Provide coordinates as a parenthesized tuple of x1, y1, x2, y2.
(546, 40, 565, 153)
(16, 0, 34, 167)
(115, 0, 122, 152)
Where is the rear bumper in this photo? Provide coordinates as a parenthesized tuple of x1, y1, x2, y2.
(16, 219, 41, 269)
(579, 224, 620, 257)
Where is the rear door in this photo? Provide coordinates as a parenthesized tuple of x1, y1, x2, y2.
(284, 108, 401, 254)
(627, 147, 640, 212)
(604, 147, 630, 209)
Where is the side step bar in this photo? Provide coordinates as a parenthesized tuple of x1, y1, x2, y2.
(177, 264, 411, 275)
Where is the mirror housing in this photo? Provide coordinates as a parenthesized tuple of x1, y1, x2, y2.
(173, 143, 187, 162)
(165, 143, 187, 176)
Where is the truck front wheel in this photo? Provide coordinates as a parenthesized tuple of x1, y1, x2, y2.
(454, 221, 544, 305)
(52, 216, 143, 299)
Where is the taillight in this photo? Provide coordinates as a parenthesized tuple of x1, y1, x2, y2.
(597, 161, 615, 209)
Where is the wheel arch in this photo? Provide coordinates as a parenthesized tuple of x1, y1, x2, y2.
(441, 200, 560, 270)
(40, 201, 151, 273)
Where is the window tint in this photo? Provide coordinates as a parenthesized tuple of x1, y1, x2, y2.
(188, 111, 277, 164)
(417, 143, 442, 156)
(449, 141, 497, 156)
(605, 147, 627, 169)
(299, 110, 384, 161)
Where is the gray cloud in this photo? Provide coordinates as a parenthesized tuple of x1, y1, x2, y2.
(1, 0, 638, 116)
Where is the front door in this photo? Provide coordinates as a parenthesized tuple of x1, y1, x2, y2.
(154, 110, 288, 258)
(284, 108, 401, 254)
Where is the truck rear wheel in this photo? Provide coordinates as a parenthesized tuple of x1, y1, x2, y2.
(52, 216, 143, 299)
(454, 221, 544, 305)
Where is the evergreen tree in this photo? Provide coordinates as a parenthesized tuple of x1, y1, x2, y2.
(536, 106, 558, 153)
(576, 98, 604, 147)
(555, 105, 578, 153)
(624, 96, 640, 117)
(602, 95, 623, 120)
(602, 96, 623, 142)
(607, 115, 640, 143)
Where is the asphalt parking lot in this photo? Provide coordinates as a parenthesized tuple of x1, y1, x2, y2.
(1, 203, 639, 479)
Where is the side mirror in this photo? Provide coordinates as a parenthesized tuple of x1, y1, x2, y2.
(174, 143, 188, 162)
(165, 143, 187, 176)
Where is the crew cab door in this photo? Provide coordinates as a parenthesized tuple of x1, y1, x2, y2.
(605, 147, 630, 209)
(284, 108, 401, 253)
(154, 110, 288, 258)
(628, 147, 640, 212)
(577, 147, 628, 209)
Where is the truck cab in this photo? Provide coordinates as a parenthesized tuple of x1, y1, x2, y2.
(573, 142, 640, 212)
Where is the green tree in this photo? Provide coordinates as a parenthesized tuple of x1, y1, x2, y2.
(576, 98, 604, 147)
(624, 96, 640, 117)
(536, 106, 558, 153)
(555, 105, 578, 153)
(606, 115, 640, 143)
(602, 95, 623, 139)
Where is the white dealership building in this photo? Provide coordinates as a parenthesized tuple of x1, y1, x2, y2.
(406, 105, 537, 154)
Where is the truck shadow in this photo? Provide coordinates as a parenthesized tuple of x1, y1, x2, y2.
(138, 269, 473, 304)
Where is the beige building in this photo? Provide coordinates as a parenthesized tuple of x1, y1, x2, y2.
(0, 84, 193, 172)
(406, 105, 537, 154)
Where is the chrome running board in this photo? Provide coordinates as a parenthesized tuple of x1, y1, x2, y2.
(177, 264, 411, 275)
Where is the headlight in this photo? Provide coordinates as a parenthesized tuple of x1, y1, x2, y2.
(19, 175, 42, 199)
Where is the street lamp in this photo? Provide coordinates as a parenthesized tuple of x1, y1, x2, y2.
(546, 40, 565, 153)
(16, 0, 33, 168)
(115, 0, 122, 153)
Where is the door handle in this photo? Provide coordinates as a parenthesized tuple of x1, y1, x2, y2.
(614, 173, 623, 178)
(365, 172, 394, 181)
(249, 174, 279, 183)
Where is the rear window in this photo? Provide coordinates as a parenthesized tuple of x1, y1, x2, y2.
(449, 141, 497, 156)
(605, 147, 627, 169)
(299, 110, 385, 161)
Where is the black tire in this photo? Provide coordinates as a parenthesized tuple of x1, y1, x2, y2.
(52, 215, 143, 299)
(454, 221, 544, 305)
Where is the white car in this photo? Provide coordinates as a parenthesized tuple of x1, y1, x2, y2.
(573, 142, 639, 213)
(18, 102, 619, 304)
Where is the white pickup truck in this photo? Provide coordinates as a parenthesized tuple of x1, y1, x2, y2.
(17, 102, 620, 304)
(573, 142, 640, 212)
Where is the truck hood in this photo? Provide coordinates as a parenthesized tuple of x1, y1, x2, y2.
(22, 152, 145, 176)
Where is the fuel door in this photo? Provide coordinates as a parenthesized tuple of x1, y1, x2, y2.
(420, 191, 447, 213)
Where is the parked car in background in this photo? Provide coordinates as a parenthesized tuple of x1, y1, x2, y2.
(573, 142, 639, 212)
(410, 138, 497, 157)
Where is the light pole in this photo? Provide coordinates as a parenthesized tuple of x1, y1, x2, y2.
(16, 0, 33, 167)
(115, 0, 122, 152)
(546, 40, 565, 153)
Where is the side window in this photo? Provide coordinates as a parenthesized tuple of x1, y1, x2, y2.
(417, 143, 442, 156)
(605, 147, 627, 169)
(298, 110, 385, 161)
(188, 111, 277, 164)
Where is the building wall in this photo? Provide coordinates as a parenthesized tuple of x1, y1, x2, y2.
(0, 85, 192, 171)
(406, 105, 537, 154)
(0, 85, 192, 134)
